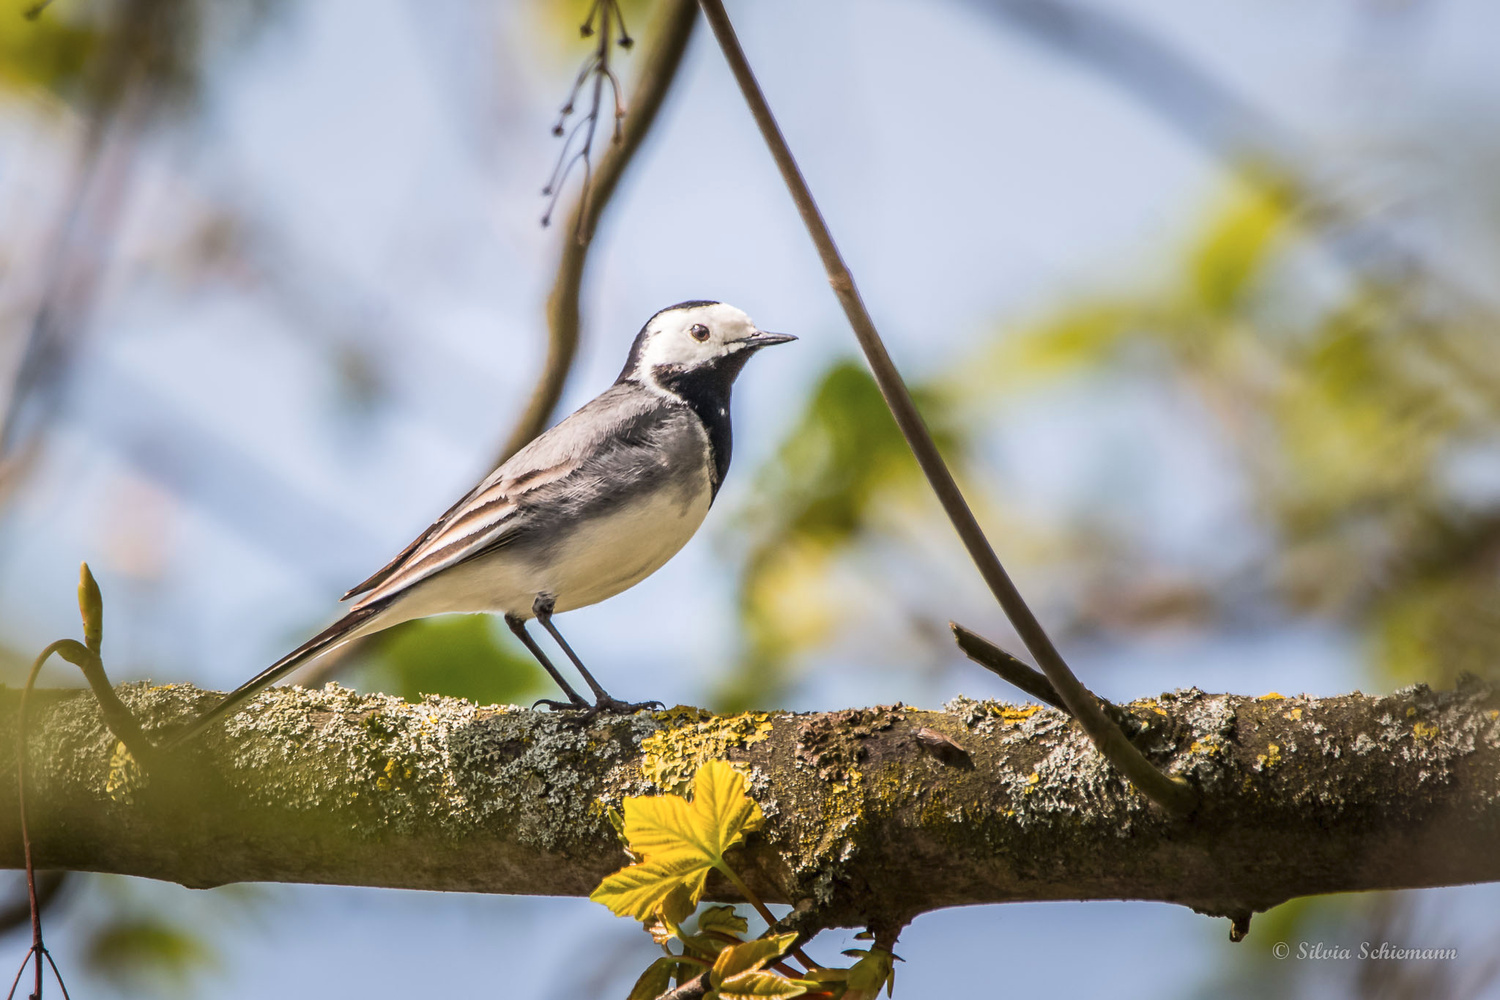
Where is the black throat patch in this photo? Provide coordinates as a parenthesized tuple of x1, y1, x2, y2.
(649, 350, 753, 500)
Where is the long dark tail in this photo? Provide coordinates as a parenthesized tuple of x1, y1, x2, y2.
(166, 600, 390, 747)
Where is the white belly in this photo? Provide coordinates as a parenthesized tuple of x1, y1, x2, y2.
(535, 476, 713, 612)
(380, 473, 714, 622)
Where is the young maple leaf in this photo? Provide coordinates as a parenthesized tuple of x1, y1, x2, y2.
(590, 760, 764, 921)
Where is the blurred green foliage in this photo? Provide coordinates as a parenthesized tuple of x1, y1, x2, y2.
(357, 615, 544, 707)
(986, 177, 1500, 687)
(731, 174, 1500, 709)
(0, 0, 99, 97)
(0, 0, 282, 115)
(722, 360, 967, 709)
(84, 915, 217, 991)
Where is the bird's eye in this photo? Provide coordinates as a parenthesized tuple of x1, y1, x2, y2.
(689, 323, 710, 342)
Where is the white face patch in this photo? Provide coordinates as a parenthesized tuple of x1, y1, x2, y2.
(637, 303, 759, 374)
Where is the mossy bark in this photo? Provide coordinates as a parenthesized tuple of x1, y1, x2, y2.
(3, 679, 1500, 933)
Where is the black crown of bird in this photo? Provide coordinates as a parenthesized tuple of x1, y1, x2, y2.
(170, 301, 795, 744)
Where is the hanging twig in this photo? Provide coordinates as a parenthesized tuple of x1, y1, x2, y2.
(11, 641, 78, 1000)
(540, 0, 635, 231)
(499, 0, 699, 463)
(693, 0, 1197, 815)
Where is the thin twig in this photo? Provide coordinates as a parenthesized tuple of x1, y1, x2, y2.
(13, 641, 68, 1000)
(499, 0, 699, 463)
(950, 621, 1141, 732)
(8, 566, 142, 999)
(950, 622, 1065, 710)
(51, 641, 158, 771)
(694, 0, 1196, 815)
(541, 0, 631, 230)
(40, 951, 71, 1000)
(658, 971, 710, 1000)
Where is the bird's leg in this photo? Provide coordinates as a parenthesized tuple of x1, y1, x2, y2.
(505, 613, 588, 710)
(531, 595, 661, 717)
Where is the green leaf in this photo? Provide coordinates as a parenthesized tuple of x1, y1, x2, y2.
(712, 932, 799, 981)
(687, 761, 765, 859)
(621, 790, 703, 859)
(595, 761, 765, 923)
(697, 904, 749, 939)
(842, 948, 897, 1000)
(590, 852, 711, 922)
(713, 969, 813, 999)
(627, 956, 678, 1000)
(1186, 180, 1288, 316)
(679, 932, 734, 961)
(659, 882, 697, 934)
(0, 3, 99, 96)
(83, 917, 216, 988)
(620, 759, 763, 864)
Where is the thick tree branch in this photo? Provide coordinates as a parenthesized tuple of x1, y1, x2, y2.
(3, 680, 1499, 933)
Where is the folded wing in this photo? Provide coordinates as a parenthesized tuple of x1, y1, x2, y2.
(343, 383, 665, 609)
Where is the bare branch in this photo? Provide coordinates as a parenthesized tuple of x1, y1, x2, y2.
(950, 622, 1064, 711)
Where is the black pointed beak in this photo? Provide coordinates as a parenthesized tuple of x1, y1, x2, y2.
(746, 330, 797, 349)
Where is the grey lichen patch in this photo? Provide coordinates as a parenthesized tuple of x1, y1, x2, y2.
(990, 716, 1141, 838)
(207, 685, 657, 852)
(1169, 688, 1239, 792)
(1224, 681, 1500, 820)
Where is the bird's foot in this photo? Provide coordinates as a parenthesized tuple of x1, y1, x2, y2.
(533, 696, 590, 712)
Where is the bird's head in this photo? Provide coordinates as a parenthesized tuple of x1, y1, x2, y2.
(618, 301, 795, 388)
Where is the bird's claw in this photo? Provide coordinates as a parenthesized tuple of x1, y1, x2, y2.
(533, 697, 590, 712)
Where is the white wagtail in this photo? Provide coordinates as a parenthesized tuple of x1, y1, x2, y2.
(170, 301, 794, 741)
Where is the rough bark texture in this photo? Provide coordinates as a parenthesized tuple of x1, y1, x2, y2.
(3, 679, 1499, 934)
